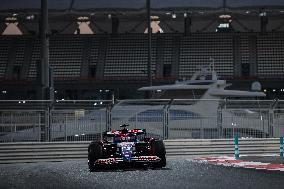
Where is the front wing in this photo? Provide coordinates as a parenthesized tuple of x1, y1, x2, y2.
(95, 156, 161, 165)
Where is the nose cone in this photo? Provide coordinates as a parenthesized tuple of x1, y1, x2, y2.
(121, 143, 134, 161)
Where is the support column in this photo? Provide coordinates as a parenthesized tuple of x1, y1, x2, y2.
(217, 105, 223, 138)
(184, 13, 191, 36)
(5, 39, 17, 80)
(248, 35, 258, 77)
(260, 12, 268, 33)
(163, 99, 173, 139)
(40, 0, 50, 100)
(80, 38, 92, 78)
(163, 107, 169, 139)
(146, 0, 152, 87)
(156, 36, 164, 78)
(111, 15, 119, 35)
(40, 0, 51, 141)
(20, 38, 34, 80)
(171, 36, 180, 79)
(96, 37, 107, 79)
(106, 106, 112, 131)
(233, 34, 241, 77)
(268, 109, 274, 137)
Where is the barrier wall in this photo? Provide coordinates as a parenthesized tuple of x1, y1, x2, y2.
(0, 138, 279, 164)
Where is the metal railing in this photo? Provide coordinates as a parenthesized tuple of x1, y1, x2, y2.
(0, 138, 281, 164)
(0, 99, 284, 142)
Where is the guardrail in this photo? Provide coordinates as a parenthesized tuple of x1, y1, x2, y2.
(0, 138, 280, 164)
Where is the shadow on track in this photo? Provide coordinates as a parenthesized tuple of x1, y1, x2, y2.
(91, 166, 171, 172)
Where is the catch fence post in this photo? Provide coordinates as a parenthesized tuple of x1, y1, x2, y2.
(65, 114, 67, 141)
(234, 135, 239, 159)
(163, 107, 169, 140)
(38, 113, 41, 141)
(106, 106, 112, 131)
(100, 114, 103, 141)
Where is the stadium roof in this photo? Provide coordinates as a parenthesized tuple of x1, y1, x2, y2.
(1, 0, 284, 34)
(1, 0, 284, 13)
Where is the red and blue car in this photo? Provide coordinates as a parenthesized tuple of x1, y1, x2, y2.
(88, 124, 166, 171)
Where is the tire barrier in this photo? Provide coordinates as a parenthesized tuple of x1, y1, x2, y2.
(0, 138, 280, 164)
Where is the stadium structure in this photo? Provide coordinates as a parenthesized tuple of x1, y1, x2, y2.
(0, 1, 284, 142)
(0, 0, 284, 100)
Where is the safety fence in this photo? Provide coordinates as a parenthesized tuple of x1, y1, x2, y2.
(0, 99, 284, 142)
(0, 138, 281, 164)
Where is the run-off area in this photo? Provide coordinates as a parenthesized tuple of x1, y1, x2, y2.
(1, 159, 284, 189)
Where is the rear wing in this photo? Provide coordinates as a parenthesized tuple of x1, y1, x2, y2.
(105, 130, 120, 137)
(128, 129, 146, 135)
(104, 129, 146, 137)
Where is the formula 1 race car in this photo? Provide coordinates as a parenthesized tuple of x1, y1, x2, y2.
(88, 124, 166, 172)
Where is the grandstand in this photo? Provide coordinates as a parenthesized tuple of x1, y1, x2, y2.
(0, 0, 284, 142)
(0, 0, 284, 100)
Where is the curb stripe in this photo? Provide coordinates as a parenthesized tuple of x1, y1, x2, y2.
(192, 156, 284, 172)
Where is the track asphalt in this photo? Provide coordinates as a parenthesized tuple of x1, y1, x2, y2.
(1, 158, 284, 189)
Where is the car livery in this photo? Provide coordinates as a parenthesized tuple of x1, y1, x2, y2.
(88, 124, 166, 171)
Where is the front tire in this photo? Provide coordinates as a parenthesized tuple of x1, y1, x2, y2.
(88, 142, 103, 172)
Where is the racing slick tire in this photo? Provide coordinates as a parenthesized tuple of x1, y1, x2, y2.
(152, 140, 166, 168)
(88, 142, 103, 172)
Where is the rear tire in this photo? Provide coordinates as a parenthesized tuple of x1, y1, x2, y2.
(152, 140, 166, 168)
(88, 142, 103, 172)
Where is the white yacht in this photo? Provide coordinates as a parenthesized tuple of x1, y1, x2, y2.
(111, 64, 269, 139)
